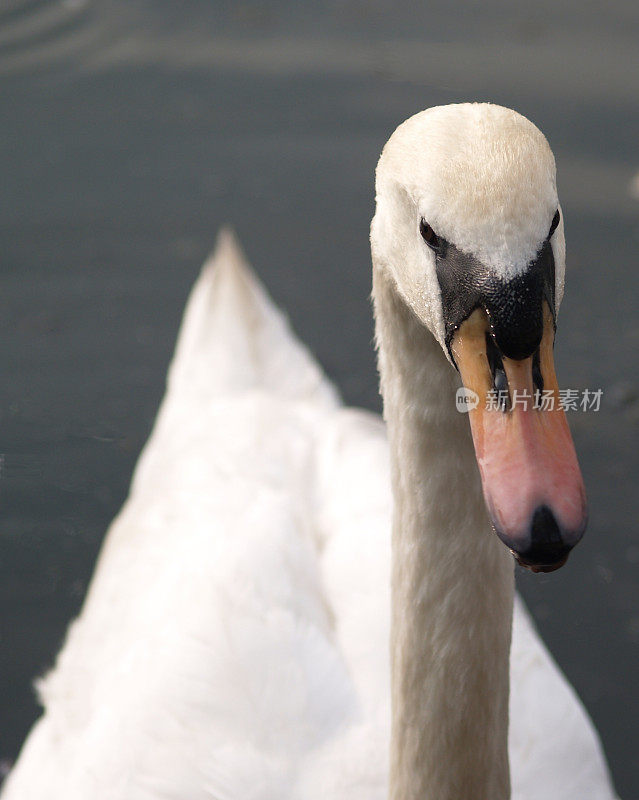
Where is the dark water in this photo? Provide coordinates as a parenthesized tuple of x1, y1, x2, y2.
(0, 0, 638, 795)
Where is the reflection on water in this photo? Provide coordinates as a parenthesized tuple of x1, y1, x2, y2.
(0, 0, 138, 75)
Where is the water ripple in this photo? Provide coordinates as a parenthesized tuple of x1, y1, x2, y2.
(0, 0, 141, 76)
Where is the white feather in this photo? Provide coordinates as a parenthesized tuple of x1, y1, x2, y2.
(3, 228, 617, 799)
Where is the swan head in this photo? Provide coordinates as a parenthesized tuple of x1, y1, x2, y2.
(371, 103, 586, 572)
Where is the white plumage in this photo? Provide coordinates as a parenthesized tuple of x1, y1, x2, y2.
(4, 103, 619, 799)
(4, 230, 616, 799)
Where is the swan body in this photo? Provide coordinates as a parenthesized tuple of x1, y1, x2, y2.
(4, 105, 619, 800)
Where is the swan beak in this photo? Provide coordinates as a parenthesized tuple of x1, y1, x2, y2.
(451, 305, 587, 572)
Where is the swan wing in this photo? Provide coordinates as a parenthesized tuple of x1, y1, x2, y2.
(3, 233, 354, 800)
(510, 595, 618, 800)
(3, 235, 617, 800)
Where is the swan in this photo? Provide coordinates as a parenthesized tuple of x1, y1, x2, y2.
(3, 102, 619, 800)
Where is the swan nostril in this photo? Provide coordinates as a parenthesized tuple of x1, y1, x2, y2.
(532, 348, 544, 394)
(485, 336, 544, 410)
(486, 333, 510, 410)
(494, 367, 509, 407)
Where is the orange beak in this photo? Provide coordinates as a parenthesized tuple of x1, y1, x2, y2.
(452, 304, 587, 571)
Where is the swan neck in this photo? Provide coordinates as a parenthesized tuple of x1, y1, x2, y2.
(372, 265, 514, 800)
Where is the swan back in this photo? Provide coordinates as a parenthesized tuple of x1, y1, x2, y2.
(3, 234, 388, 800)
(2, 230, 617, 800)
(166, 227, 338, 405)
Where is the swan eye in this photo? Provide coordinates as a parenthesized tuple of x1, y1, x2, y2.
(548, 209, 560, 238)
(419, 219, 443, 252)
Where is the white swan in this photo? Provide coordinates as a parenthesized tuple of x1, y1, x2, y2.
(3, 103, 619, 800)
